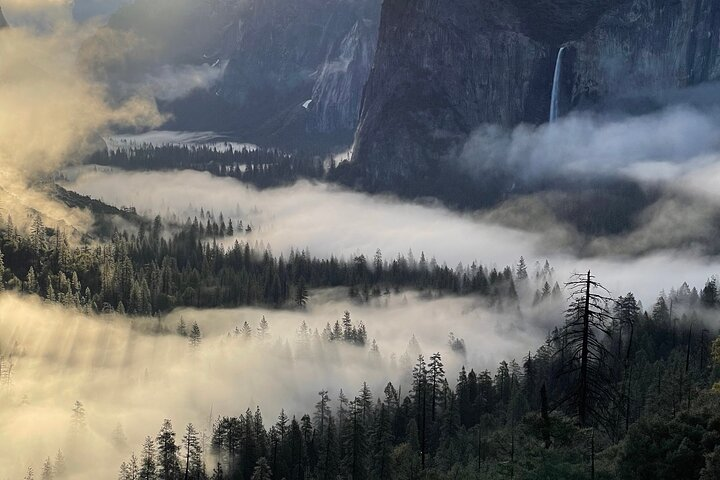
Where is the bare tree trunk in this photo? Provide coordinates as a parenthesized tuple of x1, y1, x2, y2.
(579, 271, 592, 427)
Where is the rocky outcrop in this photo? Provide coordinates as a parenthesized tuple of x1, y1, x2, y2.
(95, 0, 380, 148)
(308, 18, 378, 134)
(568, 0, 720, 108)
(219, 0, 380, 145)
(352, 0, 720, 189)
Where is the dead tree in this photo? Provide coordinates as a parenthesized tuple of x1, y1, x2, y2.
(556, 271, 616, 429)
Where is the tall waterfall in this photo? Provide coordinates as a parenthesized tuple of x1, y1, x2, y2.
(549, 46, 566, 123)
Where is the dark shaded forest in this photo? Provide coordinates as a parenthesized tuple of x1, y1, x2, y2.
(85, 145, 328, 190)
(0, 213, 526, 315)
(4, 210, 720, 479)
(110, 275, 720, 480)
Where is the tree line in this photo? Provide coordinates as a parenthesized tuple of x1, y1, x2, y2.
(110, 273, 720, 480)
(0, 214, 534, 315)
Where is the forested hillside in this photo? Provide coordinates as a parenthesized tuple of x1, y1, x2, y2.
(0, 213, 526, 314)
(111, 274, 720, 480)
(4, 207, 720, 480)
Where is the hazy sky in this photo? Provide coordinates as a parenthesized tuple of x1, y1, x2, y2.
(72, 0, 129, 20)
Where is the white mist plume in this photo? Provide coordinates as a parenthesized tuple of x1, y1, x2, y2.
(0, 289, 554, 479)
(142, 61, 228, 101)
(64, 169, 720, 305)
(0, 2, 164, 232)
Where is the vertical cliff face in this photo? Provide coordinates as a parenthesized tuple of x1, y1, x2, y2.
(93, 0, 380, 148)
(218, 0, 380, 145)
(352, 0, 720, 190)
(308, 18, 378, 134)
(353, 0, 550, 187)
(568, 0, 720, 109)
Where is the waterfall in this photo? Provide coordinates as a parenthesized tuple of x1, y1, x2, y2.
(549, 46, 566, 123)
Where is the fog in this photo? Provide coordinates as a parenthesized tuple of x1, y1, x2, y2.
(0, 1, 163, 233)
(0, 289, 554, 478)
(460, 83, 720, 183)
(460, 105, 720, 182)
(453, 85, 720, 258)
(62, 168, 720, 305)
(6, 3, 720, 478)
(143, 61, 228, 101)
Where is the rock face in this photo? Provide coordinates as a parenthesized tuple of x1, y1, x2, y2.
(568, 0, 720, 106)
(308, 18, 378, 134)
(353, 0, 720, 189)
(219, 0, 380, 146)
(98, 0, 380, 148)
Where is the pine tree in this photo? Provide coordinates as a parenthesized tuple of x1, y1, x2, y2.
(71, 400, 86, 431)
(317, 415, 340, 480)
(26, 266, 37, 293)
(369, 404, 393, 480)
(140, 436, 157, 480)
(0, 249, 4, 291)
(516, 257, 528, 282)
(54, 451, 66, 478)
(189, 322, 202, 347)
(182, 423, 203, 480)
(212, 416, 241, 467)
(295, 278, 309, 308)
(342, 311, 353, 342)
(257, 316, 270, 340)
(120, 453, 140, 480)
(341, 399, 367, 480)
(156, 420, 181, 480)
(177, 318, 188, 337)
(412, 355, 429, 469)
(250, 458, 272, 480)
(210, 463, 224, 480)
(314, 390, 331, 438)
(113, 423, 129, 450)
(41, 458, 53, 480)
(428, 353, 445, 422)
(241, 321, 253, 341)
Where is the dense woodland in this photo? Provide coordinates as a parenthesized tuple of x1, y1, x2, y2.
(7, 152, 720, 479)
(0, 213, 532, 315)
(103, 273, 720, 480)
(85, 146, 329, 190)
(5, 210, 720, 479)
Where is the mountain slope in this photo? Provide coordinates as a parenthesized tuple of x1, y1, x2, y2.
(95, 0, 381, 150)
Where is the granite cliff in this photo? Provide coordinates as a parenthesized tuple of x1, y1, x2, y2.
(352, 0, 720, 189)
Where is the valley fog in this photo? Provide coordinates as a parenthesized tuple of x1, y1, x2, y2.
(65, 169, 720, 305)
(0, 290, 554, 479)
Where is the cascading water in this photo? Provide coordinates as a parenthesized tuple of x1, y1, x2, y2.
(549, 46, 566, 123)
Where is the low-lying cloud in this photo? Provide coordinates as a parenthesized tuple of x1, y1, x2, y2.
(143, 62, 228, 101)
(0, 289, 554, 479)
(63, 169, 720, 305)
(460, 104, 720, 183)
